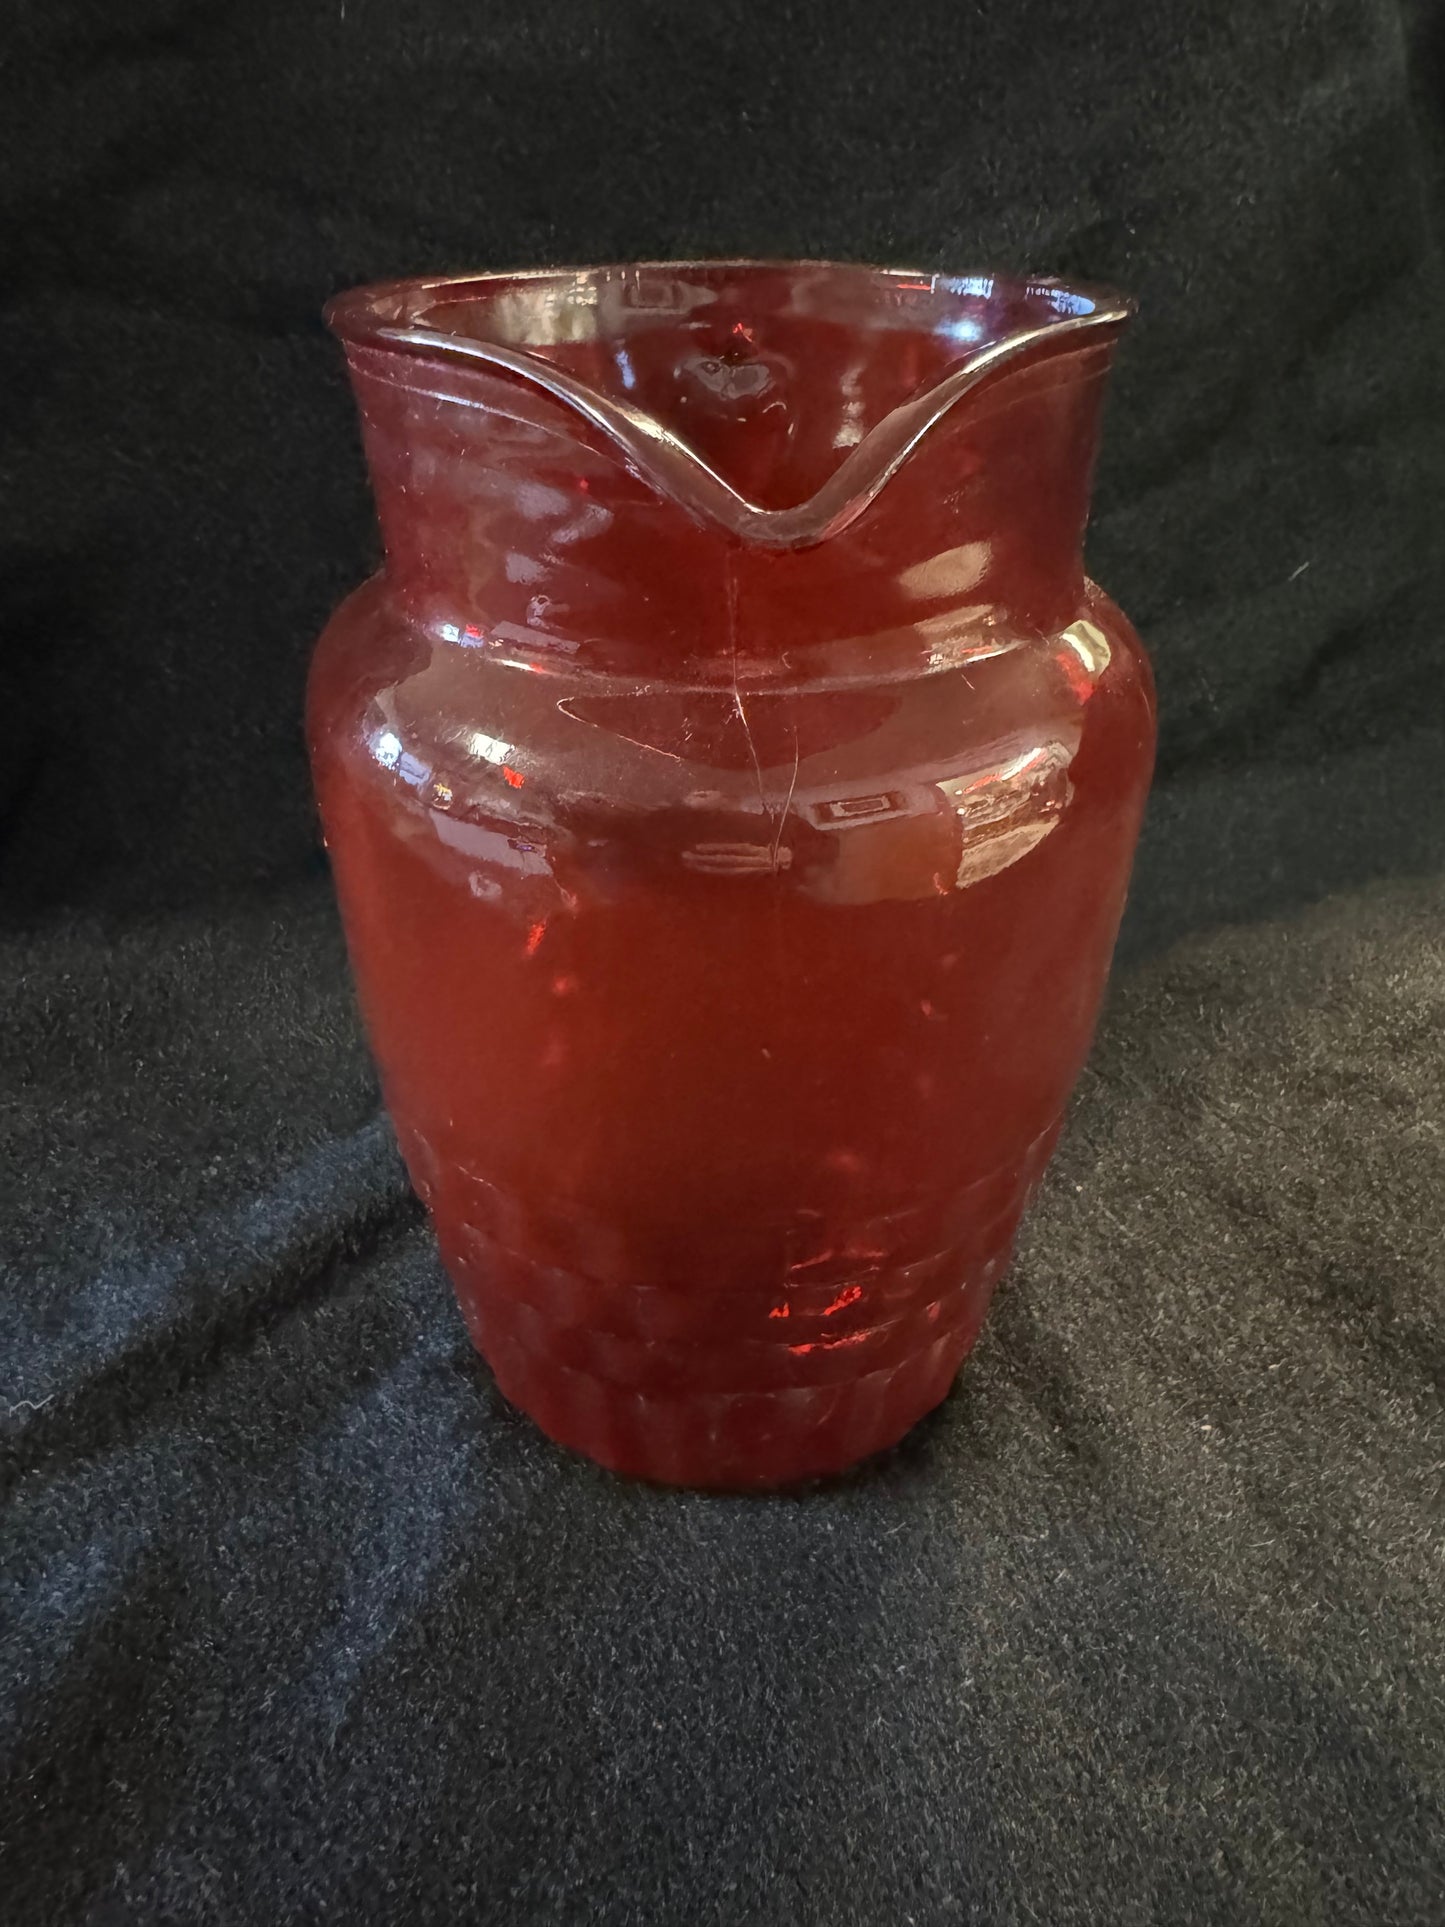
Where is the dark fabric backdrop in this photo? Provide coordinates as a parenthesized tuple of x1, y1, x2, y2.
(4, 1, 1444, 1921)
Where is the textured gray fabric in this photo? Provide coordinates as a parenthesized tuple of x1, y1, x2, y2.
(5, 876, 1443, 1923)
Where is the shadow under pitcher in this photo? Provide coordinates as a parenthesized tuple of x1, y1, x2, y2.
(308, 261, 1156, 1486)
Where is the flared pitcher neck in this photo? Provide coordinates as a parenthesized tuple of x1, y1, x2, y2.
(330, 262, 1133, 663)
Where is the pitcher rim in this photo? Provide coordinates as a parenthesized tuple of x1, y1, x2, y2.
(325, 258, 1136, 341)
(325, 261, 1135, 550)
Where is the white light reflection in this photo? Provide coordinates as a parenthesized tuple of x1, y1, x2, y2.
(942, 315, 986, 345)
(898, 541, 990, 599)
(433, 816, 551, 876)
(834, 363, 867, 448)
(1061, 617, 1112, 679)
(990, 746, 1056, 785)
(549, 501, 613, 547)
(680, 842, 793, 875)
(514, 479, 572, 519)
(936, 739, 1074, 889)
(1034, 287, 1095, 316)
(469, 730, 514, 765)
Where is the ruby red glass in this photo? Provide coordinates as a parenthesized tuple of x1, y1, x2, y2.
(309, 262, 1156, 1486)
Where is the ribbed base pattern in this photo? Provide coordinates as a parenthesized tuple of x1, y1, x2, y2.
(404, 1133, 1062, 1485)
(429, 1217, 1032, 1487)
(451, 1245, 1003, 1486)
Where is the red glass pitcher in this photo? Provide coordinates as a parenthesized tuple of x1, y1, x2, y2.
(309, 262, 1155, 1487)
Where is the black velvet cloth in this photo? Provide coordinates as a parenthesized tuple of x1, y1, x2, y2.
(4, 2, 1444, 1920)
